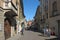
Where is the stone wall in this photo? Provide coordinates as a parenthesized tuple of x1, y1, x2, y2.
(48, 16, 60, 35)
(0, 9, 5, 40)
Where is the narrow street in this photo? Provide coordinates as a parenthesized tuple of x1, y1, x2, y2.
(20, 30, 42, 40)
(19, 30, 57, 40)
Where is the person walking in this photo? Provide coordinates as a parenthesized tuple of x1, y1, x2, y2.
(43, 28, 47, 36)
(21, 22, 25, 35)
(47, 28, 51, 37)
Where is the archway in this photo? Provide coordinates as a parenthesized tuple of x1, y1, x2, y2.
(4, 10, 17, 39)
(4, 18, 11, 39)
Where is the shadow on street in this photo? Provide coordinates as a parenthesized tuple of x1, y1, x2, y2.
(45, 38, 58, 40)
(38, 34, 48, 37)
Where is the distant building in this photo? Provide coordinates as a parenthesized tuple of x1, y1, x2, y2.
(27, 20, 33, 27)
(34, 5, 41, 31)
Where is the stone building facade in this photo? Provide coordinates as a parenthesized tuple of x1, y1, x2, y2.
(47, 0, 60, 36)
(34, 5, 41, 31)
(0, 0, 25, 40)
(16, 0, 25, 34)
(0, 0, 4, 39)
(40, 0, 60, 36)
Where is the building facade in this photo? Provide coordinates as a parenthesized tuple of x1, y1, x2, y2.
(0, 0, 25, 40)
(47, 0, 60, 36)
(27, 20, 33, 27)
(16, 0, 25, 34)
(34, 5, 41, 31)
(39, 0, 46, 30)
(0, 0, 5, 40)
(40, 0, 60, 36)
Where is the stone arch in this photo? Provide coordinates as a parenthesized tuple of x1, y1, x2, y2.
(4, 18, 11, 39)
(4, 10, 11, 40)
(4, 10, 17, 39)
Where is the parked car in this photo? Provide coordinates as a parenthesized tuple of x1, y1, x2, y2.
(25, 26, 31, 30)
(51, 31, 55, 36)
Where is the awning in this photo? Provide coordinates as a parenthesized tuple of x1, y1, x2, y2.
(4, 10, 18, 18)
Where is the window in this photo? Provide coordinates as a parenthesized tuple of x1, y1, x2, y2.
(45, 5, 48, 11)
(46, 13, 48, 19)
(5, 0, 10, 7)
(45, 0, 48, 3)
(52, 1, 57, 16)
(5, 2, 8, 7)
(53, 1, 57, 11)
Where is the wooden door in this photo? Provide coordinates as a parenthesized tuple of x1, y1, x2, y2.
(4, 20, 11, 39)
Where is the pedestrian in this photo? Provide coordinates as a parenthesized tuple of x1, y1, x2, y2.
(21, 22, 25, 35)
(43, 28, 47, 36)
(47, 28, 51, 37)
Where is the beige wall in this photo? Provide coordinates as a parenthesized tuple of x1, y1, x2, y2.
(0, 0, 25, 40)
(0, 9, 5, 40)
(17, 0, 23, 21)
(0, 0, 6, 40)
(0, 0, 18, 40)
(0, 0, 3, 8)
(12, 0, 17, 6)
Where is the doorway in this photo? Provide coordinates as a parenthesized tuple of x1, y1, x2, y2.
(4, 18, 11, 39)
(58, 20, 60, 37)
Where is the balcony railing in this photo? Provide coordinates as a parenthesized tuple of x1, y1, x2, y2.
(50, 11, 60, 17)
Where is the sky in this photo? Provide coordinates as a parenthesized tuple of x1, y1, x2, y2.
(23, 0, 40, 21)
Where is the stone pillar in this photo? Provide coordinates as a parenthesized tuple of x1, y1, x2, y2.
(11, 27, 15, 37)
(17, 24, 22, 34)
(0, 9, 5, 40)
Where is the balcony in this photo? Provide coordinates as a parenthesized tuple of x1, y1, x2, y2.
(50, 11, 60, 17)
